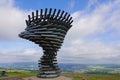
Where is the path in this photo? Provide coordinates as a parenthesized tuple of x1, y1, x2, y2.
(23, 76, 72, 80)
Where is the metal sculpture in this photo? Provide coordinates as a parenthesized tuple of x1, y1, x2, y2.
(19, 8, 73, 78)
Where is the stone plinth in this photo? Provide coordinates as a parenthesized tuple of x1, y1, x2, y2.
(23, 76, 72, 80)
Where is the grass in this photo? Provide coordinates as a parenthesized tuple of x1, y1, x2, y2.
(62, 72, 120, 80)
(1, 69, 120, 80)
(0, 69, 37, 80)
(73, 77, 83, 80)
(6, 69, 36, 76)
(88, 66, 105, 69)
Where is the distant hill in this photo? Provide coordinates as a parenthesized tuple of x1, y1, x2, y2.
(0, 62, 120, 74)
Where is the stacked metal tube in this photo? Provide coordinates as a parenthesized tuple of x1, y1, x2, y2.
(19, 8, 73, 78)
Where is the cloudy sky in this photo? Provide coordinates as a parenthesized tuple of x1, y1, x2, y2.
(0, 0, 120, 64)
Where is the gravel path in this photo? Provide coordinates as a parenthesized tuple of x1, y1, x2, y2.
(23, 76, 72, 80)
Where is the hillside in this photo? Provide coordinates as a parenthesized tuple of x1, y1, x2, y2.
(0, 69, 120, 80)
(0, 63, 120, 80)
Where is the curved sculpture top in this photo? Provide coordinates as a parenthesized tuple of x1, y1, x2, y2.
(19, 8, 73, 52)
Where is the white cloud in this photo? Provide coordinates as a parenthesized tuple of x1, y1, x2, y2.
(0, 0, 30, 40)
(70, 0, 120, 37)
(0, 0, 120, 64)
(0, 49, 42, 63)
(0, 0, 39, 63)
(58, 0, 120, 64)
(0, 49, 41, 56)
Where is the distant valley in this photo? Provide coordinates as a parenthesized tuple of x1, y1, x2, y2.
(0, 62, 120, 74)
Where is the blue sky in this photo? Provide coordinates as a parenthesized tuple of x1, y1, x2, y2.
(0, 0, 120, 64)
(15, 0, 88, 12)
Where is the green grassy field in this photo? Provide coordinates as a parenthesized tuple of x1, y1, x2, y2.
(62, 72, 120, 80)
(0, 69, 36, 80)
(0, 69, 120, 80)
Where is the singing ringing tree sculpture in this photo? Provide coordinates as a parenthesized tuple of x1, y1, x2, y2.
(19, 8, 73, 78)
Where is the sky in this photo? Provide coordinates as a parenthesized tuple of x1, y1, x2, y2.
(0, 0, 120, 64)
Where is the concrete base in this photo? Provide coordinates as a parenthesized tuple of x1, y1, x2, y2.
(23, 76, 72, 80)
